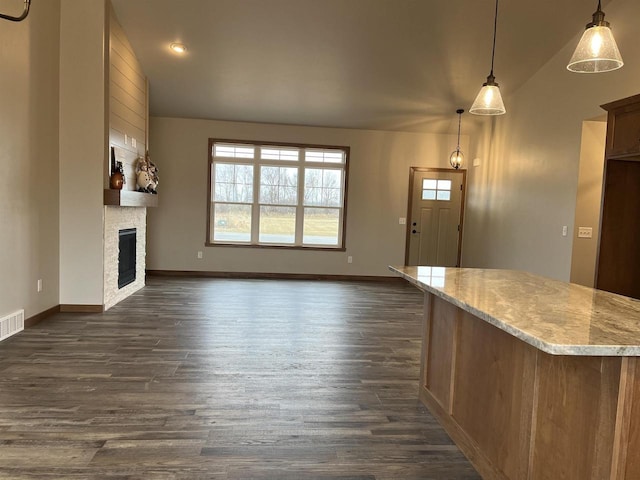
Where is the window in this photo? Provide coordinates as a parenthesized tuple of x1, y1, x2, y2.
(208, 140, 349, 249)
(422, 178, 452, 201)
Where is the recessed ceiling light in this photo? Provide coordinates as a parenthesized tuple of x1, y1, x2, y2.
(170, 43, 187, 54)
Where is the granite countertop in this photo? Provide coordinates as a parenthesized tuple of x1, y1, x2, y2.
(390, 265, 640, 356)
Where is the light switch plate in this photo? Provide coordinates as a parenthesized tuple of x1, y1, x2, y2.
(399, 217, 406, 225)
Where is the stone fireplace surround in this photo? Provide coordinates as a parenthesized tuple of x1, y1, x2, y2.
(103, 206, 146, 310)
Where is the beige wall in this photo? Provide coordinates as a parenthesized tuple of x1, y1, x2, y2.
(147, 117, 467, 276)
(59, 0, 107, 306)
(570, 121, 606, 287)
(463, 0, 640, 281)
(0, 1, 60, 319)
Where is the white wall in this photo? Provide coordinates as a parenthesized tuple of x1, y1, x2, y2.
(0, 1, 60, 319)
(570, 120, 606, 287)
(147, 117, 467, 276)
(463, 0, 640, 281)
(59, 0, 107, 306)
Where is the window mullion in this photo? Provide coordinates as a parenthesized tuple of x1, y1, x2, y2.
(295, 161, 305, 245)
(251, 150, 260, 244)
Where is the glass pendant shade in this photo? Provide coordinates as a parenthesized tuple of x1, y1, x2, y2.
(470, 78, 506, 115)
(567, 25, 623, 73)
(567, 1, 623, 73)
(470, 0, 506, 116)
(450, 149, 463, 169)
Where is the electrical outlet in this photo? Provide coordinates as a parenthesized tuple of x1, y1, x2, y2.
(197, 251, 203, 259)
(578, 227, 593, 238)
(562, 226, 568, 237)
(347, 256, 353, 264)
(37, 279, 42, 293)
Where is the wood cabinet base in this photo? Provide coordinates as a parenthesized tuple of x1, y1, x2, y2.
(420, 292, 639, 480)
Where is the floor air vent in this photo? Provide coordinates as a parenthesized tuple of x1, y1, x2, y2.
(0, 309, 24, 342)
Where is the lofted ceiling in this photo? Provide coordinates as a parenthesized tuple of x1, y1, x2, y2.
(110, 0, 613, 134)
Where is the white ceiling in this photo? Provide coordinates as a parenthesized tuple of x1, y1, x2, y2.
(110, 0, 612, 134)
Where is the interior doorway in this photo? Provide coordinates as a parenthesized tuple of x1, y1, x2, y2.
(405, 168, 466, 267)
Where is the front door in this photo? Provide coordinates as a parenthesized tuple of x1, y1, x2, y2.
(406, 168, 466, 267)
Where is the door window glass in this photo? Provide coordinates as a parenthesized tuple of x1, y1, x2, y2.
(422, 178, 452, 201)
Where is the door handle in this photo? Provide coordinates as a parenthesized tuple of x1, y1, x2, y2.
(412, 229, 420, 234)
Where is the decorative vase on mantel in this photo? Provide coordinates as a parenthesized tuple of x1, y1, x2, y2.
(110, 161, 125, 190)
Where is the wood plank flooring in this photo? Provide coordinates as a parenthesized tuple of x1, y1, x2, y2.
(0, 277, 480, 479)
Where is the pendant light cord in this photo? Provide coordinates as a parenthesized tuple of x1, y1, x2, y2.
(456, 112, 462, 149)
(0, 0, 30, 22)
(490, 0, 499, 76)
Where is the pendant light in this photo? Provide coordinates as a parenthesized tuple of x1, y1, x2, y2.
(567, 0, 623, 73)
(470, 0, 506, 116)
(450, 109, 464, 169)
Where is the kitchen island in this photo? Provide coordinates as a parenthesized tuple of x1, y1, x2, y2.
(390, 266, 640, 480)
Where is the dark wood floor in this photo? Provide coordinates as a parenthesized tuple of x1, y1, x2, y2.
(0, 277, 480, 479)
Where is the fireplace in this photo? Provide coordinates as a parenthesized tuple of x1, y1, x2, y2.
(104, 208, 146, 310)
(118, 228, 136, 289)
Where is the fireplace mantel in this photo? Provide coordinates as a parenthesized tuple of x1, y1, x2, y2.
(104, 189, 158, 208)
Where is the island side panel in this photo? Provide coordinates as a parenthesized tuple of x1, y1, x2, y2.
(419, 294, 509, 480)
(452, 308, 536, 480)
(530, 354, 620, 480)
(425, 294, 459, 413)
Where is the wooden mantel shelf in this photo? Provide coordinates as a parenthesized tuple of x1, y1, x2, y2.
(104, 189, 158, 207)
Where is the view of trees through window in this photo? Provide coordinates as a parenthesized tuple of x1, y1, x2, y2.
(208, 141, 348, 249)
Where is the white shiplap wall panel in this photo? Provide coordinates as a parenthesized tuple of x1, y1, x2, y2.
(109, 6, 148, 192)
(111, 96, 145, 132)
(110, 79, 145, 111)
(111, 52, 146, 97)
(110, 119, 145, 148)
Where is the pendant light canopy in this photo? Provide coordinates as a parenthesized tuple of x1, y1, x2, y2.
(470, 0, 505, 116)
(450, 109, 464, 170)
(567, 0, 623, 73)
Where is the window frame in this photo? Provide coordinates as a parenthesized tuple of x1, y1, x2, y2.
(206, 138, 349, 251)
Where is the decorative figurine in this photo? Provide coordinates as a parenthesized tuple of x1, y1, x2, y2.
(135, 151, 159, 194)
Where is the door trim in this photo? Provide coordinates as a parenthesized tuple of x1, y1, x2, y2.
(405, 167, 467, 266)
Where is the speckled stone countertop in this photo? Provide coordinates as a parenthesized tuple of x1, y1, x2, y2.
(390, 266, 640, 356)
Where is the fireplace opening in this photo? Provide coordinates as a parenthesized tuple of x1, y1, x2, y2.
(118, 228, 136, 289)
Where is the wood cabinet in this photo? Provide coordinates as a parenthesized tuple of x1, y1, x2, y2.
(597, 94, 640, 298)
(602, 94, 640, 158)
